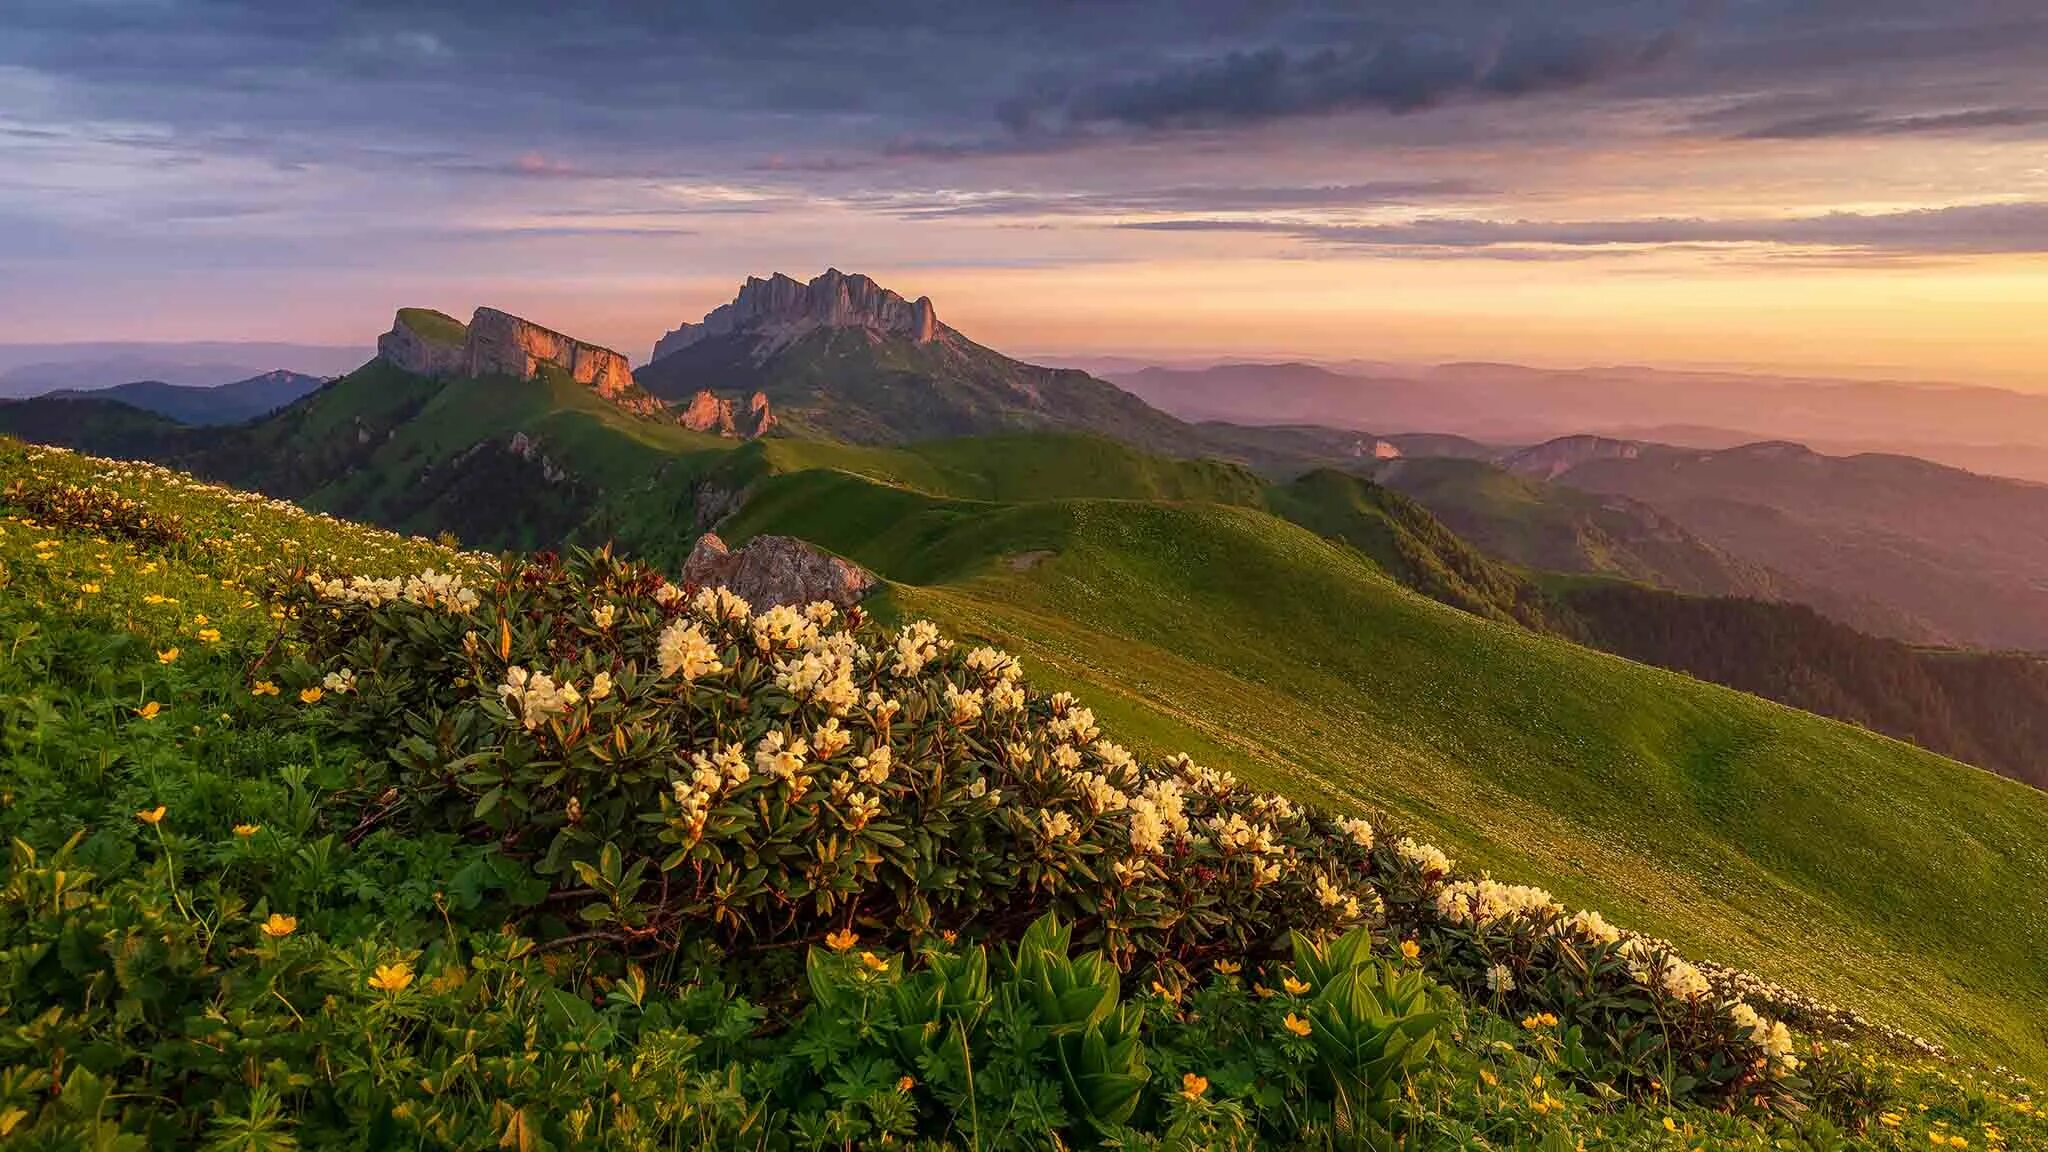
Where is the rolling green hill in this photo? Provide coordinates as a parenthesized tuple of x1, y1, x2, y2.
(8, 363, 2048, 1073)
(712, 466, 2048, 1074)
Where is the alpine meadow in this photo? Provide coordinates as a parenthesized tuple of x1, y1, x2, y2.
(7, 3, 2048, 1150)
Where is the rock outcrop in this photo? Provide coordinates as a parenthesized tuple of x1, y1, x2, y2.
(377, 306, 662, 417)
(377, 309, 468, 378)
(651, 268, 942, 362)
(676, 389, 776, 439)
(682, 532, 875, 610)
(1501, 435, 1646, 481)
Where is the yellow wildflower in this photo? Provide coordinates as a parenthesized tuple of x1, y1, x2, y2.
(1282, 976, 1311, 996)
(1283, 1013, 1312, 1037)
(897, 1076, 915, 1093)
(1664, 1118, 1678, 1133)
(251, 681, 279, 697)
(134, 701, 162, 720)
(136, 806, 166, 825)
(299, 686, 323, 704)
(1181, 1073, 1208, 1101)
(1253, 983, 1276, 999)
(859, 951, 889, 973)
(234, 824, 261, 837)
(80, 582, 99, 594)
(157, 647, 179, 664)
(368, 963, 415, 994)
(1214, 960, 1241, 976)
(825, 928, 859, 952)
(196, 628, 221, 643)
(1400, 939, 1420, 962)
(261, 914, 297, 938)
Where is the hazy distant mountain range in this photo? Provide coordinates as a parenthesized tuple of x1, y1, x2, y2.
(0, 341, 367, 396)
(40, 371, 326, 425)
(1112, 360, 2048, 485)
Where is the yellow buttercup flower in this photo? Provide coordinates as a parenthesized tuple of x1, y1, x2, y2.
(825, 928, 858, 952)
(1283, 1013, 1312, 1037)
(134, 701, 162, 720)
(260, 914, 297, 938)
(157, 647, 179, 664)
(251, 681, 279, 697)
(1400, 939, 1421, 962)
(1214, 960, 1241, 976)
(859, 951, 889, 973)
(1282, 976, 1311, 996)
(136, 806, 166, 825)
(1252, 983, 1276, 999)
(368, 962, 415, 993)
(196, 628, 221, 643)
(1181, 1073, 1208, 1101)
(896, 1076, 915, 1093)
(234, 824, 261, 837)
(299, 687, 323, 704)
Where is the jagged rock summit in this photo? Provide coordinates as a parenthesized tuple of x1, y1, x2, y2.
(378, 306, 660, 416)
(650, 268, 941, 362)
(682, 532, 875, 610)
(677, 390, 777, 439)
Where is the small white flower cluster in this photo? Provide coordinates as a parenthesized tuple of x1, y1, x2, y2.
(888, 620, 950, 677)
(310, 569, 478, 613)
(656, 620, 723, 682)
(1731, 1001, 1801, 1071)
(322, 668, 358, 694)
(1619, 937, 1714, 1001)
(1394, 836, 1455, 877)
(497, 666, 581, 730)
(1435, 878, 1565, 929)
(1335, 816, 1376, 851)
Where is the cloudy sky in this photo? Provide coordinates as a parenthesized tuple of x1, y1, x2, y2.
(6, 0, 2048, 383)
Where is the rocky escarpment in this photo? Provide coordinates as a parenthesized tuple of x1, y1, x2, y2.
(682, 532, 875, 609)
(377, 309, 469, 378)
(676, 390, 776, 439)
(378, 307, 662, 417)
(1501, 435, 1647, 481)
(650, 269, 942, 362)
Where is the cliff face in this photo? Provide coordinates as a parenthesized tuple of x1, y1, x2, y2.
(377, 306, 661, 416)
(676, 389, 776, 438)
(463, 308, 641, 403)
(377, 309, 468, 378)
(651, 268, 942, 362)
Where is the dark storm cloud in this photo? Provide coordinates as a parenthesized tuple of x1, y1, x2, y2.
(1120, 202, 2048, 257)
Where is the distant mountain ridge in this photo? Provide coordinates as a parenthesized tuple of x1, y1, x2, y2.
(40, 370, 325, 426)
(651, 268, 939, 361)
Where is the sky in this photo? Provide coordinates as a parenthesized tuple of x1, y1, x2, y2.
(5, 1, 2048, 383)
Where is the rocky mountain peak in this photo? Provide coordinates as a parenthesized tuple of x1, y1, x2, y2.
(649, 269, 942, 362)
(676, 389, 776, 439)
(377, 306, 660, 416)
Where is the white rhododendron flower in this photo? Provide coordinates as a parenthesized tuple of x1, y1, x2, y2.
(657, 620, 723, 681)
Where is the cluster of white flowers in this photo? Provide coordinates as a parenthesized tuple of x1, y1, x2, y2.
(1335, 816, 1375, 851)
(754, 731, 810, 790)
(321, 667, 357, 695)
(751, 604, 821, 653)
(1039, 808, 1079, 843)
(1558, 908, 1622, 945)
(888, 620, 950, 677)
(1207, 812, 1281, 856)
(657, 620, 724, 681)
(1619, 938, 1714, 1001)
(943, 682, 986, 726)
(1179, 762, 1239, 798)
(1731, 1002, 1801, 1070)
(1046, 696, 1100, 744)
(776, 638, 859, 713)
(1065, 769, 1130, 816)
(310, 569, 477, 613)
(1434, 878, 1564, 928)
(1314, 873, 1377, 922)
(497, 667, 581, 730)
(1394, 836, 1455, 877)
(690, 585, 748, 622)
(811, 718, 852, 760)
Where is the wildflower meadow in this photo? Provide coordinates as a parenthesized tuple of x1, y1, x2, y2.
(0, 439, 2039, 1150)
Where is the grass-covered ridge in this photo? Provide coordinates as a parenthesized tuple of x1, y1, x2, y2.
(2, 440, 2039, 1150)
(708, 459, 2048, 1078)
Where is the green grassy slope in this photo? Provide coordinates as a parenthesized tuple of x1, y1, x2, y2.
(719, 466, 2048, 1075)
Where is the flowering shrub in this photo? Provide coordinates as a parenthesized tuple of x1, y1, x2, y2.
(285, 546, 1813, 1107)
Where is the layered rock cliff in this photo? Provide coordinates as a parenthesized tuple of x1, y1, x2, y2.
(377, 308, 468, 378)
(651, 268, 942, 362)
(676, 389, 776, 439)
(377, 307, 661, 416)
